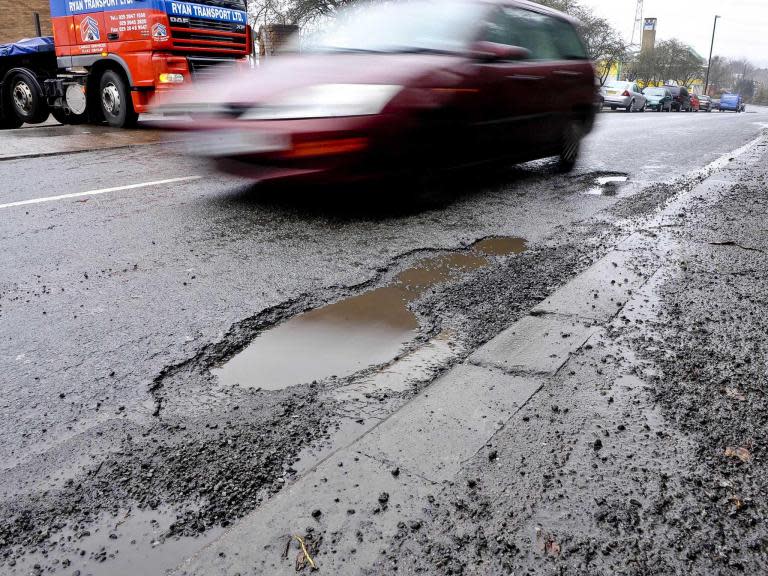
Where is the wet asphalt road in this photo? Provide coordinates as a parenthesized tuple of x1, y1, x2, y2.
(1, 107, 767, 574)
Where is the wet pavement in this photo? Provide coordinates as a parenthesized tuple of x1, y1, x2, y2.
(0, 117, 173, 159)
(1, 107, 767, 575)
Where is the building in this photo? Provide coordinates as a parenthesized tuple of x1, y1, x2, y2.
(0, 0, 52, 44)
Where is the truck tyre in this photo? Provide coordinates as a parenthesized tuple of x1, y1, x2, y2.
(99, 69, 138, 128)
(0, 110, 24, 129)
(6, 70, 49, 125)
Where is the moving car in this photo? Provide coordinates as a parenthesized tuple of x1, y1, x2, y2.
(690, 94, 701, 112)
(601, 80, 646, 112)
(161, 0, 597, 183)
(719, 93, 743, 112)
(665, 85, 691, 112)
(642, 86, 672, 112)
(699, 95, 713, 112)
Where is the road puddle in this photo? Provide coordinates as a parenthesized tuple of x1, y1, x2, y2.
(212, 237, 527, 390)
(584, 174, 629, 196)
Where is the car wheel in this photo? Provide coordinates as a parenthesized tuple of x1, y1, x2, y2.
(558, 120, 581, 173)
(99, 69, 138, 128)
(626, 100, 634, 112)
(611, 106, 617, 111)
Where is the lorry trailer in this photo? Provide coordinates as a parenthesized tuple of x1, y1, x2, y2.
(0, 0, 251, 129)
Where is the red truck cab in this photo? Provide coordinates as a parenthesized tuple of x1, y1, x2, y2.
(1, 0, 251, 128)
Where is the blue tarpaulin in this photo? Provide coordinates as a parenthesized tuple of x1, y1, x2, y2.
(0, 37, 55, 58)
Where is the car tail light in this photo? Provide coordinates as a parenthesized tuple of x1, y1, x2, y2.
(280, 137, 369, 159)
(622, 90, 630, 97)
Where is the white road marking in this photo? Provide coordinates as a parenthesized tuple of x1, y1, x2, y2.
(0, 176, 202, 210)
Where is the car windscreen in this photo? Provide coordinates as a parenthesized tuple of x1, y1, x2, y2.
(644, 88, 666, 96)
(305, 1, 488, 54)
(604, 81, 628, 89)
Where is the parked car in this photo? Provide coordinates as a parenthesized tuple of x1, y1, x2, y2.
(665, 85, 692, 112)
(642, 86, 673, 112)
(160, 0, 598, 183)
(712, 98, 721, 110)
(719, 93, 743, 112)
(690, 94, 701, 112)
(601, 80, 646, 112)
(699, 95, 713, 112)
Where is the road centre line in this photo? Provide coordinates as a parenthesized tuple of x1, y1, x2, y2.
(0, 176, 202, 210)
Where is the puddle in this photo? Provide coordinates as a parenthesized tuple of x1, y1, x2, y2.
(584, 174, 629, 196)
(211, 237, 527, 390)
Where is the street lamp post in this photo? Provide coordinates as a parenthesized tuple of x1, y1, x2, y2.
(704, 15, 721, 96)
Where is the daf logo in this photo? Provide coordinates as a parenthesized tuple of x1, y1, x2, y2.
(80, 16, 100, 42)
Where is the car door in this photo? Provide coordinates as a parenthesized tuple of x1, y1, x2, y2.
(468, 7, 546, 159)
(483, 7, 563, 158)
(544, 14, 593, 137)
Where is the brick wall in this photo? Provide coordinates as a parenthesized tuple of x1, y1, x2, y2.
(0, 0, 53, 45)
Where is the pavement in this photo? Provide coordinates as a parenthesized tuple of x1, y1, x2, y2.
(1, 108, 768, 575)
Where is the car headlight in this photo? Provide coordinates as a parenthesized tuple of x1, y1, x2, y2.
(239, 84, 402, 120)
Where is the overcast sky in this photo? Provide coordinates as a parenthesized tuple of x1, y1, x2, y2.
(579, 0, 768, 68)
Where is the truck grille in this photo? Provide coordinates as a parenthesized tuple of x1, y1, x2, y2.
(188, 57, 239, 82)
(170, 16, 250, 56)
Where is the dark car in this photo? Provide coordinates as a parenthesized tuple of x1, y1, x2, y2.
(642, 86, 673, 112)
(712, 98, 721, 110)
(699, 95, 713, 112)
(665, 85, 692, 112)
(160, 0, 597, 184)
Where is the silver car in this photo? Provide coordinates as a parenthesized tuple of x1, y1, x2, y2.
(600, 80, 646, 112)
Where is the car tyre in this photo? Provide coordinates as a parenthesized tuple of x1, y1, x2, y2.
(99, 69, 138, 128)
(626, 100, 634, 112)
(558, 120, 581, 173)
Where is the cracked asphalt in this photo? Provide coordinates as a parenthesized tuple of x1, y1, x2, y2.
(1, 107, 767, 575)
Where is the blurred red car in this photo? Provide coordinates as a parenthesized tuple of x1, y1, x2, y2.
(690, 94, 701, 112)
(159, 0, 597, 184)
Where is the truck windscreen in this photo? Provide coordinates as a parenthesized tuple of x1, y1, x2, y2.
(197, 0, 247, 9)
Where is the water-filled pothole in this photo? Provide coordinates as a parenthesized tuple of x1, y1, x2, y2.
(211, 237, 527, 390)
(583, 174, 629, 196)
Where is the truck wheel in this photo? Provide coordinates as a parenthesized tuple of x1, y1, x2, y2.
(99, 70, 138, 128)
(7, 70, 49, 125)
(0, 110, 24, 129)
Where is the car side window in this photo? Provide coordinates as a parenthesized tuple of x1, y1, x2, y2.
(548, 17, 588, 60)
(499, 7, 560, 60)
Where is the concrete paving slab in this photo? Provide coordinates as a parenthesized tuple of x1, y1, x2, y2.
(469, 314, 597, 375)
(353, 364, 541, 483)
(531, 249, 656, 321)
(175, 451, 432, 576)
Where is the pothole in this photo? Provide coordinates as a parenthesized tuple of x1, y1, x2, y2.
(210, 237, 527, 390)
(584, 174, 629, 196)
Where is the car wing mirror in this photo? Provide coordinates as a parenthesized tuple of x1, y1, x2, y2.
(470, 41, 530, 62)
